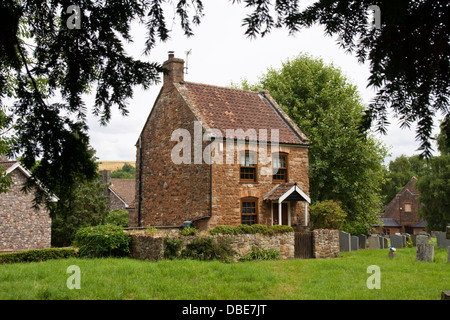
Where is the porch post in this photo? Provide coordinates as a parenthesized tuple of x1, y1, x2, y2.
(278, 201, 282, 225)
(304, 201, 308, 226)
(287, 202, 291, 226)
(270, 201, 273, 226)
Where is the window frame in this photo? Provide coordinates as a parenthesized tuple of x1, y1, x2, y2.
(240, 197, 258, 225)
(239, 151, 258, 183)
(272, 152, 289, 183)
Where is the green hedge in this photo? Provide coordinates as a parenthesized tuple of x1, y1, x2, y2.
(73, 224, 131, 258)
(0, 248, 78, 264)
(209, 224, 294, 235)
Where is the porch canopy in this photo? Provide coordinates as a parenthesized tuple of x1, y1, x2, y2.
(263, 183, 310, 226)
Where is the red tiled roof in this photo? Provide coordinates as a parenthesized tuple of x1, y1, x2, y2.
(0, 161, 18, 171)
(179, 82, 308, 145)
(109, 178, 135, 207)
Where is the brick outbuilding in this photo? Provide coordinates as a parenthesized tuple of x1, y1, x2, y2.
(131, 53, 310, 230)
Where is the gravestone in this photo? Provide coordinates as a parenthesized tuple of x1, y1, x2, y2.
(368, 235, 381, 250)
(339, 231, 351, 252)
(351, 236, 359, 251)
(446, 226, 450, 239)
(357, 235, 367, 249)
(378, 236, 385, 249)
(416, 234, 429, 245)
(448, 247, 450, 264)
(410, 234, 417, 246)
(383, 237, 388, 248)
(390, 234, 404, 249)
(416, 244, 434, 262)
(436, 232, 450, 249)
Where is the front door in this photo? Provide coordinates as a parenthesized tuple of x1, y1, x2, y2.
(273, 203, 288, 225)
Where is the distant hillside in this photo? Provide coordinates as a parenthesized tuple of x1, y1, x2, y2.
(97, 161, 136, 172)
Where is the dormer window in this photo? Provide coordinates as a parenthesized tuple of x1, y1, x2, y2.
(240, 151, 257, 183)
(273, 153, 288, 182)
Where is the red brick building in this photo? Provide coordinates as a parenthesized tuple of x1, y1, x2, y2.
(374, 177, 426, 236)
(131, 54, 310, 230)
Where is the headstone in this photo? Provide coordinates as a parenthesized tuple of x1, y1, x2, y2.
(357, 235, 367, 249)
(437, 232, 450, 248)
(416, 234, 429, 245)
(447, 246, 450, 264)
(390, 234, 404, 249)
(446, 226, 450, 239)
(339, 231, 351, 252)
(416, 244, 434, 262)
(378, 235, 385, 249)
(401, 234, 407, 246)
(441, 291, 450, 300)
(431, 231, 440, 238)
(351, 236, 359, 251)
(383, 237, 389, 248)
(368, 235, 381, 250)
(388, 251, 397, 259)
(411, 234, 417, 246)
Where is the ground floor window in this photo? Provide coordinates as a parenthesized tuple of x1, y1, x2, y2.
(241, 198, 258, 225)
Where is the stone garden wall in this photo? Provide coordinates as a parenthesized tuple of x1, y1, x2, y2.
(313, 229, 339, 259)
(129, 231, 295, 261)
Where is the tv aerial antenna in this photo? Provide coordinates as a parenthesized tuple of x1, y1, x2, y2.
(185, 49, 192, 74)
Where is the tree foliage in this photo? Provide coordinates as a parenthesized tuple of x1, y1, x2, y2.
(233, 0, 450, 157)
(1, 0, 203, 204)
(239, 54, 387, 234)
(309, 200, 347, 230)
(111, 163, 136, 180)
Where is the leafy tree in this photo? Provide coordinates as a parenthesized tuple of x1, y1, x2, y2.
(309, 200, 347, 230)
(0, 107, 14, 193)
(239, 54, 387, 234)
(104, 209, 129, 228)
(415, 155, 450, 232)
(381, 154, 428, 205)
(234, 0, 450, 158)
(110, 163, 136, 180)
(1, 0, 203, 205)
(436, 117, 450, 156)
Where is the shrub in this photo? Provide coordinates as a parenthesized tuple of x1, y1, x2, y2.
(309, 200, 347, 230)
(209, 225, 238, 235)
(270, 225, 294, 233)
(250, 224, 273, 235)
(73, 224, 131, 258)
(180, 237, 236, 262)
(104, 209, 129, 227)
(0, 248, 78, 264)
(181, 227, 197, 236)
(164, 237, 183, 260)
(236, 224, 257, 234)
(145, 226, 159, 235)
(239, 247, 281, 262)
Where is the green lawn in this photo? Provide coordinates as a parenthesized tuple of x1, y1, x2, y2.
(0, 246, 448, 300)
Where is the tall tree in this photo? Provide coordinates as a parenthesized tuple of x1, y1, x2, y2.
(239, 53, 388, 234)
(1, 0, 203, 204)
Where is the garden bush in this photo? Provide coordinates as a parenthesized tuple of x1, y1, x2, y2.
(181, 227, 197, 236)
(104, 209, 129, 227)
(180, 237, 236, 262)
(0, 248, 78, 264)
(164, 237, 183, 260)
(209, 224, 292, 235)
(73, 224, 131, 258)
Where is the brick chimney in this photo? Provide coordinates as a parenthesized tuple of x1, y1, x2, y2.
(163, 51, 185, 85)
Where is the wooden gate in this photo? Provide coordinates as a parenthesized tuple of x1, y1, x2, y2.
(294, 231, 313, 259)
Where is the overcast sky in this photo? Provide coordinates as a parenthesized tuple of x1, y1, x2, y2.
(85, 1, 441, 164)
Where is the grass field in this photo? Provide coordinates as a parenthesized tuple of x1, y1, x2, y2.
(0, 246, 448, 300)
(96, 161, 135, 172)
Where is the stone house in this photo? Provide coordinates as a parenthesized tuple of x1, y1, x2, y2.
(100, 170, 135, 212)
(374, 177, 426, 236)
(131, 53, 310, 230)
(0, 159, 57, 252)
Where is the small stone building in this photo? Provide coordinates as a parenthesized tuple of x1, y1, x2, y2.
(0, 160, 57, 252)
(100, 170, 135, 211)
(374, 177, 426, 236)
(131, 53, 310, 230)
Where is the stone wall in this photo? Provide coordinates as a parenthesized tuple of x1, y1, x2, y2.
(129, 231, 295, 261)
(0, 168, 51, 252)
(313, 229, 340, 259)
